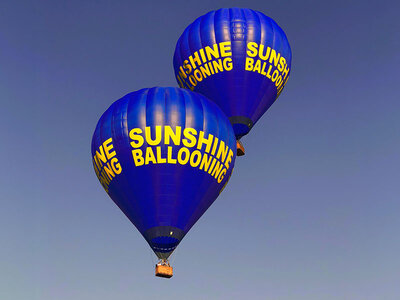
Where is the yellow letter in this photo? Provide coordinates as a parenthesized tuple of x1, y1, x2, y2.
(224, 149, 234, 170)
(253, 59, 261, 73)
(245, 57, 254, 71)
(223, 57, 233, 71)
(199, 153, 213, 172)
(167, 146, 177, 164)
(177, 147, 190, 165)
(199, 48, 207, 63)
(190, 150, 202, 168)
(278, 56, 286, 72)
(269, 49, 280, 67)
(145, 126, 162, 146)
(211, 161, 223, 178)
(95, 146, 107, 165)
(219, 41, 232, 57)
(145, 147, 157, 165)
(165, 126, 181, 145)
(197, 131, 213, 153)
(132, 149, 144, 166)
(282, 64, 290, 79)
(208, 157, 217, 174)
(216, 140, 229, 162)
(259, 44, 270, 60)
(110, 157, 122, 174)
(183, 60, 192, 74)
(217, 168, 226, 183)
(182, 128, 197, 147)
(103, 138, 116, 160)
(103, 162, 115, 180)
(156, 146, 166, 163)
(129, 128, 144, 148)
(246, 42, 258, 57)
(205, 44, 220, 60)
(212, 59, 223, 73)
(189, 51, 202, 69)
(200, 64, 211, 78)
(179, 66, 187, 79)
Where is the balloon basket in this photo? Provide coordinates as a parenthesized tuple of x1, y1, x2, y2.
(237, 140, 245, 156)
(155, 260, 173, 278)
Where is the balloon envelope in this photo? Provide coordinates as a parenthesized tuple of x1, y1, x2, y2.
(174, 8, 292, 139)
(91, 87, 236, 259)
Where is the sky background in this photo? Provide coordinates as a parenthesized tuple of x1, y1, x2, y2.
(1, 0, 399, 299)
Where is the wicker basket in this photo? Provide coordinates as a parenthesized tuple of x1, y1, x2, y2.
(155, 264, 173, 278)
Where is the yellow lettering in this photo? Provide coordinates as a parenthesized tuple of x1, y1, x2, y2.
(253, 59, 261, 73)
(165, 126, 181, 145)
(189, 51, 202, 69)
(199, 48, 207, 63)
(216, 140, 229, 162)
(110, 157, 122, 174)
(278, 57, 286, 72)
(145, 147, 157, 165)
(259, 44, 270, 60)
(95, 146, 107, 165)
(269, 49, 280, 67)
(132, 149, 144, 166)
(266, 65, 273, 79)
(245, 57, 254, 71)
(145, 126, 162, 146)
(246, 42, 258, 57)
(224, 149, 234, 169)
(217, 168, 226, 183)
(271, 69, 279, 82)
(167, 147, 176, 164)
(212, 59, 223, 73)
(182, 128, 197, 147)
(190, 150, 202, 167)
(211, 161, 223, 178)
(223, 57, 233, 71)
(194, 69, 203, 81)
(197, 131, 213, 153)
(219, 41, 232, 57)
(104, 162, 115, 180)
(282, 64, 290, 79)
(179, 66, 187, 79)
(199, 153, 213, 171)
(156, 147, 166, 163)
(205, 44, 220, 60)
(183, 60, 192, 74)
(103, 138, 116, 160)
(208, 157, 217, 174)
(129, 128, 144, 148)
(177, 147, 190, 165)
(200, 64, 211, 78)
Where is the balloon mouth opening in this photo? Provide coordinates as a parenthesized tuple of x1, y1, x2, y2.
(143, 226, 185, 259)
(150, 237, 180, 259)
(229, 116, 253, 139)
(150, 236, 180, 252)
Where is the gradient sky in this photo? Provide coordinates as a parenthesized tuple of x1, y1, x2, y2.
(1, 1, 399, 299)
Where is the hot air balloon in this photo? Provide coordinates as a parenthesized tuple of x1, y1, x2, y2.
(91, 87, 236, 278)
(173, 8, 292, 155)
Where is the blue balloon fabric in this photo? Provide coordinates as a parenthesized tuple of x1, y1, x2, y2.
(174, 8, 292, 139)
(91, 87, 236, 259)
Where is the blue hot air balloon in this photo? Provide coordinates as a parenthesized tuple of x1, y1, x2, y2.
(173, 8, 292, 155)
(91, 87, 236, 278)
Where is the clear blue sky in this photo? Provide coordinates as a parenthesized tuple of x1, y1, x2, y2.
(1, 1, 399, 299)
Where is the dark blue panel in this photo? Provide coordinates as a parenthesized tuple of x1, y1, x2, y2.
(92, 87, 236, 259)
